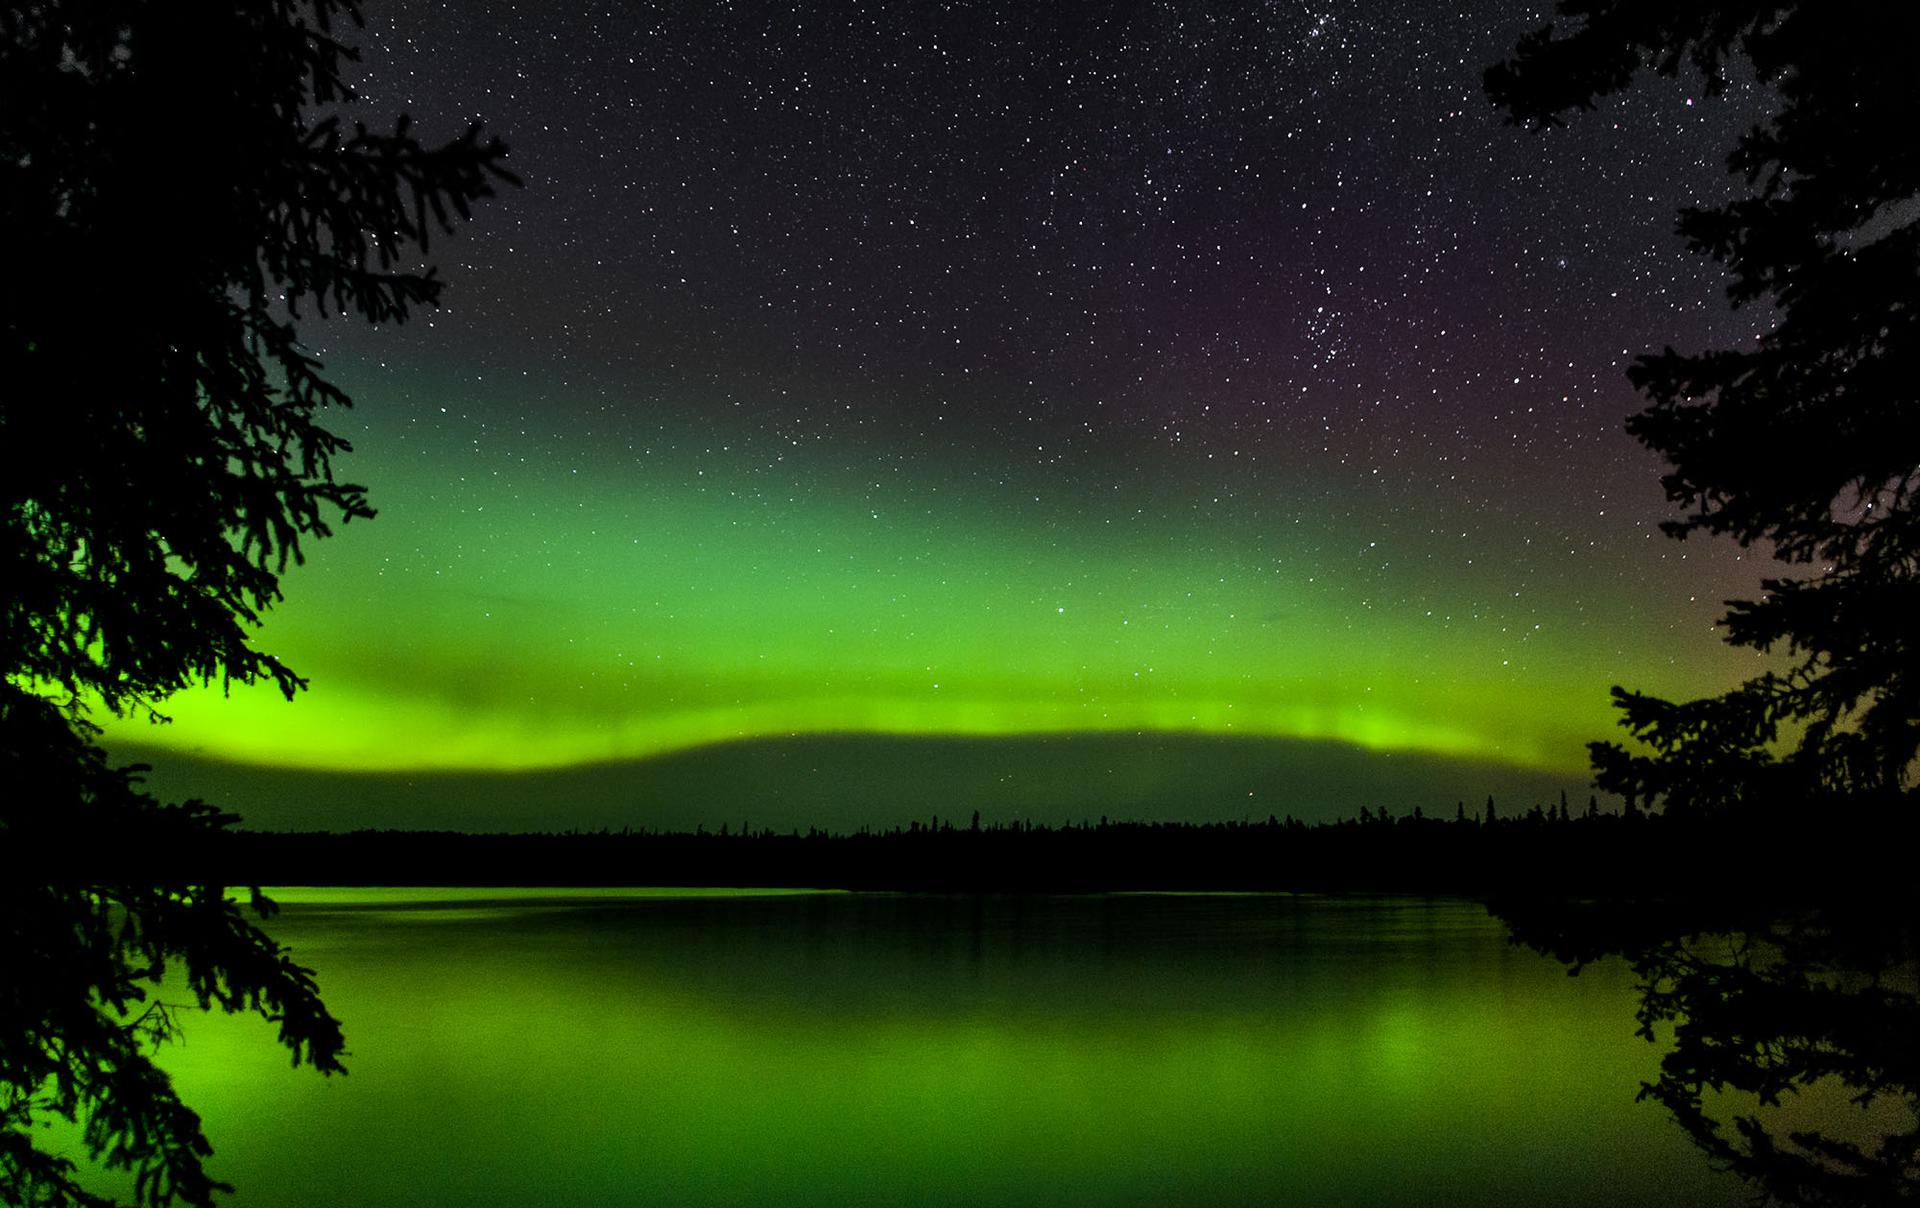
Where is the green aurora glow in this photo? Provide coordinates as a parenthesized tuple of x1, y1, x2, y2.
(98, 367, 1767, 784)
(76, 0, 1788, 824)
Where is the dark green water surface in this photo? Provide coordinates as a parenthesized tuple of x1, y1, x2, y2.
(113, 891, 1743, 1205)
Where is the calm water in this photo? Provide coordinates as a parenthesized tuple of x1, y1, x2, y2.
(82, 891, 1743, 1206)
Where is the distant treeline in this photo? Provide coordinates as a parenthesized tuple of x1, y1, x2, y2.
(110, 793, 1914, 903)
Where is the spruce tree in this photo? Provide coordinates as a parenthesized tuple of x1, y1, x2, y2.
(1, 3, 513, 1204)
(1489, 2, 1920, 816)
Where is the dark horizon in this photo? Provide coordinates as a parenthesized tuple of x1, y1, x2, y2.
(84, 802, 1920, 910)
(112, 728, 1613, 834)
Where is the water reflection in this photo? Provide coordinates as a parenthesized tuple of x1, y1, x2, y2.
(95, 894, 1746, 1206)
(1497, 896, 1919, 1207)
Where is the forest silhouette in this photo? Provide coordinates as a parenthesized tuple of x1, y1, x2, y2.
(93, 798, 1910, 901)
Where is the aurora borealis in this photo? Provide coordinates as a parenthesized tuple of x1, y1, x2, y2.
(101, 0, 1780, 827)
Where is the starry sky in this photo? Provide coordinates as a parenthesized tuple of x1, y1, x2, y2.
(107, 0, 1784, 828)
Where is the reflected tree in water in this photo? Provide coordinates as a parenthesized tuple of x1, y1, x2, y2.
(1487, 2, 1919, 1202)
(1497, 894, 1917, 1205)
(1631, 922, 1916, 1204)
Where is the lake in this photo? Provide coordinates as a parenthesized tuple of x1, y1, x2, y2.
(79, 890, 1743, 1205)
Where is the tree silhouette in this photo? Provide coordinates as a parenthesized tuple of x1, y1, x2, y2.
(1489, 2, 1920, 815)
(1488, 5, 1920, 1203)
(1, 2, 513, 1204)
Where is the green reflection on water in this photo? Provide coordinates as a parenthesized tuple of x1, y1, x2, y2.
(243, 886, 848, 905)
(68, 894, 1743, 1206)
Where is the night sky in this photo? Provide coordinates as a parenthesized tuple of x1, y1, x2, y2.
(108, 0, 1783, 829)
